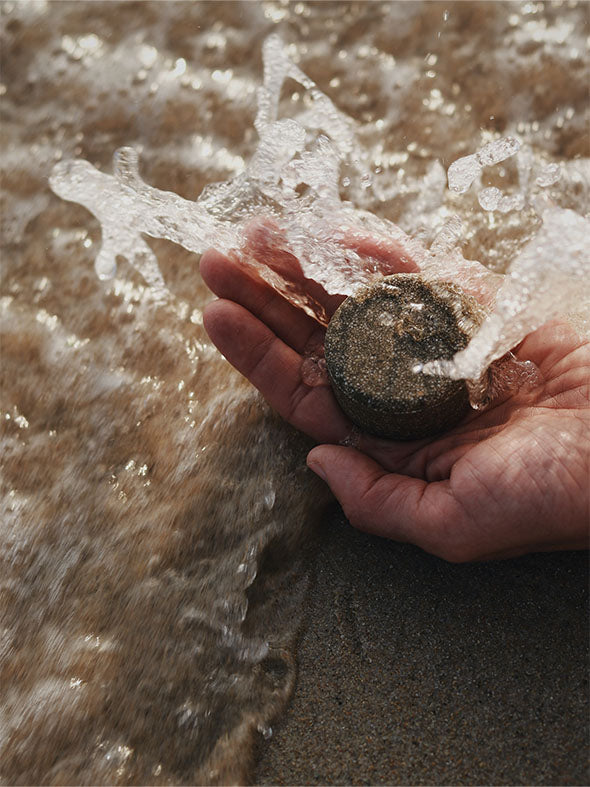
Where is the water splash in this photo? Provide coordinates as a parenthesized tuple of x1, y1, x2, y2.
(478, 187, 525, 213)
(424, 204, 590, 381)
(536, 162, 561, 188)
(474, 149, 563, 215)
(447, 137, 521, 193)
(430, 215, 463, 254)
(50, 35, 589, 392)
(49, 34, 426, 317)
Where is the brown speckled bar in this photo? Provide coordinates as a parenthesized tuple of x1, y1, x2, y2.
(324, 274, 485, 441)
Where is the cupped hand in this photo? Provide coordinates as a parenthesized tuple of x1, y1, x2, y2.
(200, 226, 589, 562)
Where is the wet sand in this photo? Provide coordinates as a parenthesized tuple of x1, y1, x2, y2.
(257, 510, 589, 785)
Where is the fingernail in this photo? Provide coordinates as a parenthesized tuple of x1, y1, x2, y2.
(307, 459, 327, 482)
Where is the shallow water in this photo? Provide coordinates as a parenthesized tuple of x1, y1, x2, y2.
(1, 1, 588, 784)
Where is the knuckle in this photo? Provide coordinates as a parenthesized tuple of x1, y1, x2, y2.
(288, 385, 311, 422)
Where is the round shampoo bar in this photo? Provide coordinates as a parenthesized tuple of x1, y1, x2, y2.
(324, 273, 484, 441)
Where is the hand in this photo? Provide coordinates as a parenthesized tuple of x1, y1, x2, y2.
(200, 226, 590, 562)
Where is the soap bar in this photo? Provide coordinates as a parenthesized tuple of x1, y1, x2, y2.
(324, 273, 484, 441)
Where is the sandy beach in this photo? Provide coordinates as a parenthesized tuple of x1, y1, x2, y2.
(257, 511, 589, 785)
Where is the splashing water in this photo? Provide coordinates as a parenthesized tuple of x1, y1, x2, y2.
(536, 163, 561, 188)
(424, 204, 590, 380)
(478, 187, 525, 213)
(50, 33, 590, 391)
(50, 34, 422, 315)
(447, 137, 521, 194)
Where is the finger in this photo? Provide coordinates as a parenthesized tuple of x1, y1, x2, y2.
(514, 318, 590, 395)
(246, 217, 420, 284)
(306, 444, 474, 561)
(201, 248, 327, 354)
(340, 230, 421, 274)
(306, 444, 425, 542)
(203, 299, 352, 443)
(243, 218, 345, 317)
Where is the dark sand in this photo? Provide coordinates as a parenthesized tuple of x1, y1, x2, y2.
(257, 510, 589, 785)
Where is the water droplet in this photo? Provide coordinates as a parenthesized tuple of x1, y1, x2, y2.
(301, 356, 329, 387)
(535, 162, 560, 187)
(478, 186, 501, 211)
(257, 724, 273, 740)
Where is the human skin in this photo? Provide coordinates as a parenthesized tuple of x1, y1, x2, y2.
(199, 232, 590, 563)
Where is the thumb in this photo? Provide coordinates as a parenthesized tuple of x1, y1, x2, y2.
(307, 444, 430, 544)
(306, 444, 472, 562)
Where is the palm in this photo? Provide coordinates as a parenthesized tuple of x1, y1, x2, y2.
(378, 341, 589, 558)
(200, 231, 589, 561)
